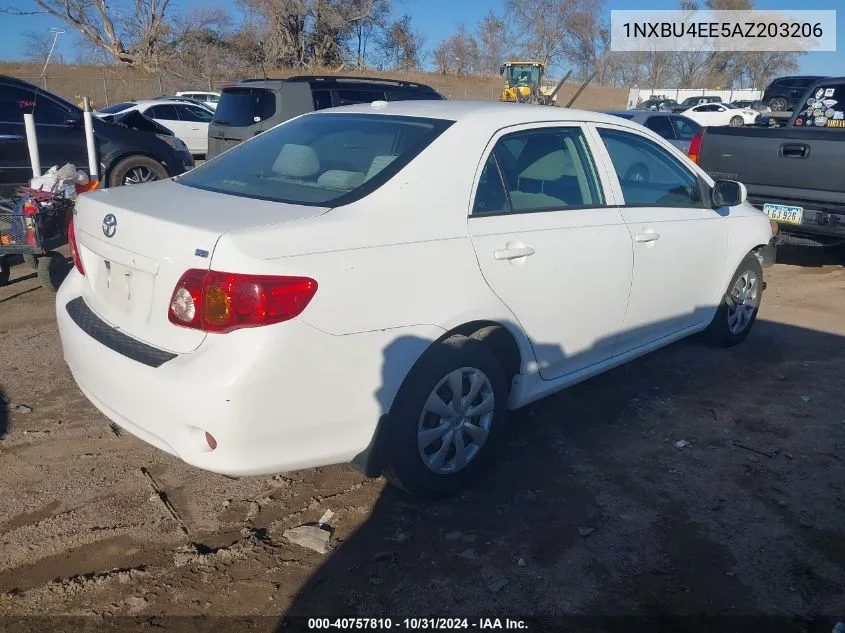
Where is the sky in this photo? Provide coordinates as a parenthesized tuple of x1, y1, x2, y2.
(0, 0, 841, 81)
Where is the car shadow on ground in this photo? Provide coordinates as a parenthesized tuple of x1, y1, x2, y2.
(274, 314, 845, 632)
(775, 242, 844, 268)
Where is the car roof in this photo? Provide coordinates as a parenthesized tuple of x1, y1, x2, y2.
(228, 75, 439, 92)
(310, 100, 632, 126)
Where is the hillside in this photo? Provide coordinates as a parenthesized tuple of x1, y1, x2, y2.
(0, 62, 629, 110)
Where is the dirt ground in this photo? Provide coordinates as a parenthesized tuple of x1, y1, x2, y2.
(1, 244, 844, 632)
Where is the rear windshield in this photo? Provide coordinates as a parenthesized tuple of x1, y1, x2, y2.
(99, 102, 135, 114)
(179, 113, 452, 205)
(212, 88, 276, 127)
(671, 116, 701, 140)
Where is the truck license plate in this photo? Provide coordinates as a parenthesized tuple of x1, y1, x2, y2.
(763, 203, 803, 225)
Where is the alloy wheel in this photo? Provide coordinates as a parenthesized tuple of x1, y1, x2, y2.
(727, 270, 759, 335)
(123, 166, 159, 185)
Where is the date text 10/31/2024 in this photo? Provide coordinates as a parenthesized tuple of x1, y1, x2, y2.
(307, 618, 529, 630)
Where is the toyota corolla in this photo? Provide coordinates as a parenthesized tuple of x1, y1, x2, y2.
(57, 101, 776, 497)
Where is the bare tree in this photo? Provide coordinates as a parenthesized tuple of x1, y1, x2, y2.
(433, 40, 450, 75)
(504, 0, 581, 67)
(741, 51, 800, 89)
(20, 30, 64, 65)
(562, 0, 613, 83)
(475, 10, 507, 75)
(351, 0, 390, 69)
(380, 13, 424, 71)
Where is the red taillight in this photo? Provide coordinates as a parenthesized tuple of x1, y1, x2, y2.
(688, 132, 702, 164)
(168, 269, 318, 333)
(68, 220, 85, 275)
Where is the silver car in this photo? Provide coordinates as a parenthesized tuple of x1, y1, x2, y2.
(604, 110, 703, 154)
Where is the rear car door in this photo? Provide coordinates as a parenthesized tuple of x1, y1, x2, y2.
(592, 124, 727, 350)
(468, 124, 633, 380)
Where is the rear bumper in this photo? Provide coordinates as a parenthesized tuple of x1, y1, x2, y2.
(749, 197, 845, 242)
(55, 271, 418, 477)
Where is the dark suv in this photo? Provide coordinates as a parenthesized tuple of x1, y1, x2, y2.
(0, 75, 194, 193)
(763, 75, 829, 111)
(207, 75, 444, 159)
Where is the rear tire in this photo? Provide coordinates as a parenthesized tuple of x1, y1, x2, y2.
(703, 254, 763, 347)
(383, 335, 509, 498)
(729, 115, 744, 127)
(108, 156, 168, 188)
(36, 251, 69, 291)
(769, 97, 788, 112)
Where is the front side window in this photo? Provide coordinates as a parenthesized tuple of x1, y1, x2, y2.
(179, 113, 452, 206)
(598, 128, 704, 208)
(312, 89, 332, 110)
(472, 127, 604, 214)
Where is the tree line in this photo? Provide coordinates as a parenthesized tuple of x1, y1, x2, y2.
(4, 0, 800, 89)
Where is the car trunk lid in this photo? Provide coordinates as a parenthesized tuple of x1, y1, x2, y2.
(72, 179, 328, 354)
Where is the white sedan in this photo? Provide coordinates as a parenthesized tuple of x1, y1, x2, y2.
(682, 102, 760, 127)
(57, 101, 776, 497)
(96, 99, 214, 156)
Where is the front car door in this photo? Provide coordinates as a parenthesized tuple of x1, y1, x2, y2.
(174, 104, 213, 155)
(591, 124, 728, 351)
(468, 124, 633, 380)
(144, 104, 192, 151)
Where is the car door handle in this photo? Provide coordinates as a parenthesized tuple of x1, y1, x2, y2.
(0, 134, 24, 141)
(634, 231, 660, 243)
(191, 127, 200, 131)
(780, 143, 810, 159)
(494, 246, 535, 260)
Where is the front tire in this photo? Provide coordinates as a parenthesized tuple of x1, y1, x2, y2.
(108, 156, 168, 188)
(729, 115, 744, 127)
(704, 254, 763, 347)
(383, 335, 509, 498)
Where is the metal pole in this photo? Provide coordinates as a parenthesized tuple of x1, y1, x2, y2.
(83, 97, 98, 180)
(24, 114, 41, 178)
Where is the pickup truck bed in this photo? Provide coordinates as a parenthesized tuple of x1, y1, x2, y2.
(699, 125, 845, 242)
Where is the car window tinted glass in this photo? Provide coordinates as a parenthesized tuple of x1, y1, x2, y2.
(671, 116, 701, 140)
(147, 104, 179, 120)
(99, 102, 135, 114)
(599, 129, 703, 208)
(213, 88, 276, 126)
(388, 89, 442, 101)
(0, 86, 72, 124)
(795, 82, 845, 127)
(608, 112, 636, 120)
(489, 127, 604, 212)
(312, 89, 332, 110)
(644, 116, 675, 139)
(180, 113, 451, 205)
(472, 155, 508, 215)
(337, 89, 386, 105)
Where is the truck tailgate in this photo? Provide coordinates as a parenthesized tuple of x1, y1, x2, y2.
(699, 127, 845, 201)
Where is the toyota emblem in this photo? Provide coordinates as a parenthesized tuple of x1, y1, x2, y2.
(102, 213, 117, 238)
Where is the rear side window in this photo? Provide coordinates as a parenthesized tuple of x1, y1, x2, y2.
(180, 113, 452, 206)
(794, 83, 845, 128)
(473, 127, 604, 215)
(598, 128, 703, 208)
(337, 89, 386, 105)
(671, 116, 701, 140)
(644, 116, 675, 139)
(147, 104, 179, 120)
(312, 89, 332, 110)
(213, 88, 276, 127)
(388, 89, 442, 101)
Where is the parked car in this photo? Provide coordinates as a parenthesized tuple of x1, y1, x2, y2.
(698, 76, 845, 244)
(57, 101, 775, 497)
(762, 75, 829, 112)
(635, 98, 677, 111)
(668, 96, 723, 112)
(175, 91, 221, 110)
(207, 75, 444, 159)
(603, 110, 702, 153)
(682, 102, 760, 127)
(0, 76, 194, 192)
(96, 100, 214, 156)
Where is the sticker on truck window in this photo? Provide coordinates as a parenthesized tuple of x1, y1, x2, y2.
(826, 119, 845, 128)
(822, 99, 837, 107)
(826, 108, 835, 117)
(795, 118, 803, 125)
(813, 108, 823, 117)
(815, 116, 828, 126)
(825, 88, 836, 97)
(834, 111, 845, 120)
(815, 88, 825, 99)
(807, 98, 816, 107)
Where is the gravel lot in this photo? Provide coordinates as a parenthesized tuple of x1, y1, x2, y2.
(1, 245, 844, 632)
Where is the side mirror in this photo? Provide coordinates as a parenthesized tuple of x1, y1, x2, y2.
(499, 65, 505, 76)
(712, 179, 747, 207)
